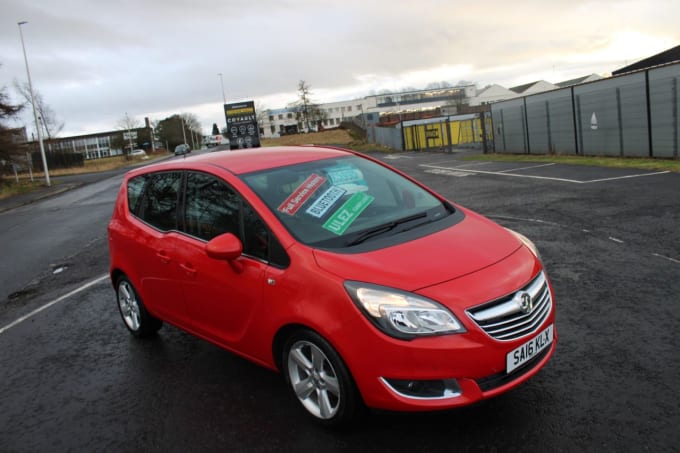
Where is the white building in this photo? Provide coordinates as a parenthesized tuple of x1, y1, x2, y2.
(259, 85, 478, 139)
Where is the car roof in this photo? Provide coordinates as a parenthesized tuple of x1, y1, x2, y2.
(140, 146, 355, 176)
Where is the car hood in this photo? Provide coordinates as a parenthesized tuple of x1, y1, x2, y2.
(313, 209, 522, 291)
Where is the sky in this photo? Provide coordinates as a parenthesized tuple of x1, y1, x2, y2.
(1, 0, 679, 137)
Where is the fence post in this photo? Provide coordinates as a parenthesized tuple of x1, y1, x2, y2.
(645, 70, 653, 157)
(571, 87, 580, 155)
(673, 77, 678, 158)
(576, 95, 585, 155)
(521, 99, 530, 154)
(500, 109, 506, 152)
(616, 88, 624, 156)
(480, 112, 488, 154)
(545, 101, 552, 154)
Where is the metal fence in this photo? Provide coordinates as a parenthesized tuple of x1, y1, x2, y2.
(491, 62, 680, 158)
(367, 124, 404, 151)
(366, 113, 493, 152)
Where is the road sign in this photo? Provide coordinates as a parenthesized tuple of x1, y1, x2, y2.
(224, 101, 261, 149)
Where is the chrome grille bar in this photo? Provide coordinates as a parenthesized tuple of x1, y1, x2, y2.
(466, 272, 552, 341)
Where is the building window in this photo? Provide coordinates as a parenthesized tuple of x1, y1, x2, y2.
(278, 114, 283, 120)
(287, 113, 293, 119)
(347, 106, 352, 112)
(329, 119, 335, 125)
(270, 125, 276, 133)
(269, 115, 274, 121)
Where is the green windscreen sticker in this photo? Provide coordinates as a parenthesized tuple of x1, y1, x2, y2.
(322, 192, 374, 235)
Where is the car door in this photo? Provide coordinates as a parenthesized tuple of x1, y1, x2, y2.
(174, 171, 270, 346)
(127, 171, 187, 324)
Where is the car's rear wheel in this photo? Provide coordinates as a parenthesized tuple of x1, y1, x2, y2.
(283, 330, 361, 426)
(116, 276, 162, 337)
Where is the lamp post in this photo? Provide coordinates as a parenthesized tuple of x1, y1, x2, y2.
(18, 21, 50, 186)
(218, 73, 226, 105)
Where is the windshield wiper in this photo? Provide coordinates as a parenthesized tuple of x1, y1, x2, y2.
(345, 212, 428, 246)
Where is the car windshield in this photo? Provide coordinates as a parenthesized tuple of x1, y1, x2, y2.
(240, 156, 452, 249)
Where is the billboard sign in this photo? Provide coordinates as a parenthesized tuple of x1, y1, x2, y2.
(224, 101, 261, 149)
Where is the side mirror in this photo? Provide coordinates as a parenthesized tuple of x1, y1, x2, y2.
(205, 233, 243, 261)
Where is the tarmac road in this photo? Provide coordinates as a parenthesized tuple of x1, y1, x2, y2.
(0, 150, 678, 452)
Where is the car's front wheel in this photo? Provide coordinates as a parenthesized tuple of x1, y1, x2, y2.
(283, 330, 361, 426)
(116, 276, 162, 337)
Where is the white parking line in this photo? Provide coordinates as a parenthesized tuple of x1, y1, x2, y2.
(652, 253, 680, 264)
(0, 274, 109, 336)
(497, 163, 556, 173)
(421, 164, 583, 183)
(420, 164, 670, 184)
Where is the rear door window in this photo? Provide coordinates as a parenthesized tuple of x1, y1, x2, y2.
(135, 171, 183, 231)
(183, 172, 240, 241)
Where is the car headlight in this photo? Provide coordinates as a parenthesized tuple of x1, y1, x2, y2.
(507, 228, 542, 260)
(344, 282, 466, 340)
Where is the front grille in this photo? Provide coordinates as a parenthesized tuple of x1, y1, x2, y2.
(466, 272, 552, 341)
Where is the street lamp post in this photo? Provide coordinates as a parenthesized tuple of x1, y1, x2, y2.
(17, 21, 50, 187)
(218, 73, 226, 105)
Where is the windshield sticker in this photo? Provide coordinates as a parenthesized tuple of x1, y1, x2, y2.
(277, 174, 326, 215)
(325, 165, 368, 195)
(326, 165, 364, 185)
(306, 186, 346, 218)
(322, 192, 375, 235)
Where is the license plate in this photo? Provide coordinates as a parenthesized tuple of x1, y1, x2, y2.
(506, 324, 553, 374)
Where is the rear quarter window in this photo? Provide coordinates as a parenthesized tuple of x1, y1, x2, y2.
(127, 175, 146, 214)
(131, 171, 183, 231)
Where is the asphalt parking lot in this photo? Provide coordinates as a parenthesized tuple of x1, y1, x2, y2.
(0, 150, 678, 452)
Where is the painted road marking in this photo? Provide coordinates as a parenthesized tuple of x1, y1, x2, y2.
(497, 163, 556, 173)
(0, 274, 109, 336)
(425, 168, 473, 177)
(420, 164, 670, 184)
(653, 253, 680, 264)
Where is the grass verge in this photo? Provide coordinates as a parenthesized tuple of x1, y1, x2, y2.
(261, 128, 395, 153)
(0, 153, 168, 200)
(464, 153, 680, 173)
(0, 179, 50, 200)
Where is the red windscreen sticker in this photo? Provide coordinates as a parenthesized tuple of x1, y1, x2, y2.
(277, 174, 326, 215)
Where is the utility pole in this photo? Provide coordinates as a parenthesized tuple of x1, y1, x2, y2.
(218, 73, 227, 105)
(18, 21, 50, 186)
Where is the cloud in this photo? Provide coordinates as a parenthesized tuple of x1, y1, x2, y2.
(1, 0, 678, 136)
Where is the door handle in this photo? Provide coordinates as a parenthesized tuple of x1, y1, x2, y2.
(180, 263, 197, 277)
(156, 250, 171, 264)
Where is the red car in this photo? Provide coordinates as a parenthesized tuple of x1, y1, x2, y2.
(108, 146, 556, 425)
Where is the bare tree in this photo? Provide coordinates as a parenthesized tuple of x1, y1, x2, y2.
(0, 83, 25, 182)
(295, 80, 325, 133)
(114, 113, 142, 157)
(155, 113, 202, 151)
(13, 81, 64, 140)
(180, 112, 202, 149)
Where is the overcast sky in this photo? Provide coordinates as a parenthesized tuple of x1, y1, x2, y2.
(1, 0, 678, 137)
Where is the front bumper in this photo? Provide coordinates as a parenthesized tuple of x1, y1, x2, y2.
(337, 248, 557, 411)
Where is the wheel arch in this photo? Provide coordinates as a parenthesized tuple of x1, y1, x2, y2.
(110, 268, 126, 288)
(272, 323, 309, 372)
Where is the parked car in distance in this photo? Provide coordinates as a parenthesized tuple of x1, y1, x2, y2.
(108, 146, 557, 426)
(130, 149, 148, 159)
(174, 144, 191, 155)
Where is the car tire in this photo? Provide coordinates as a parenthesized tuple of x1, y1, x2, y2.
(116, 276, 162, 338)
(283, 329, 362, 426)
